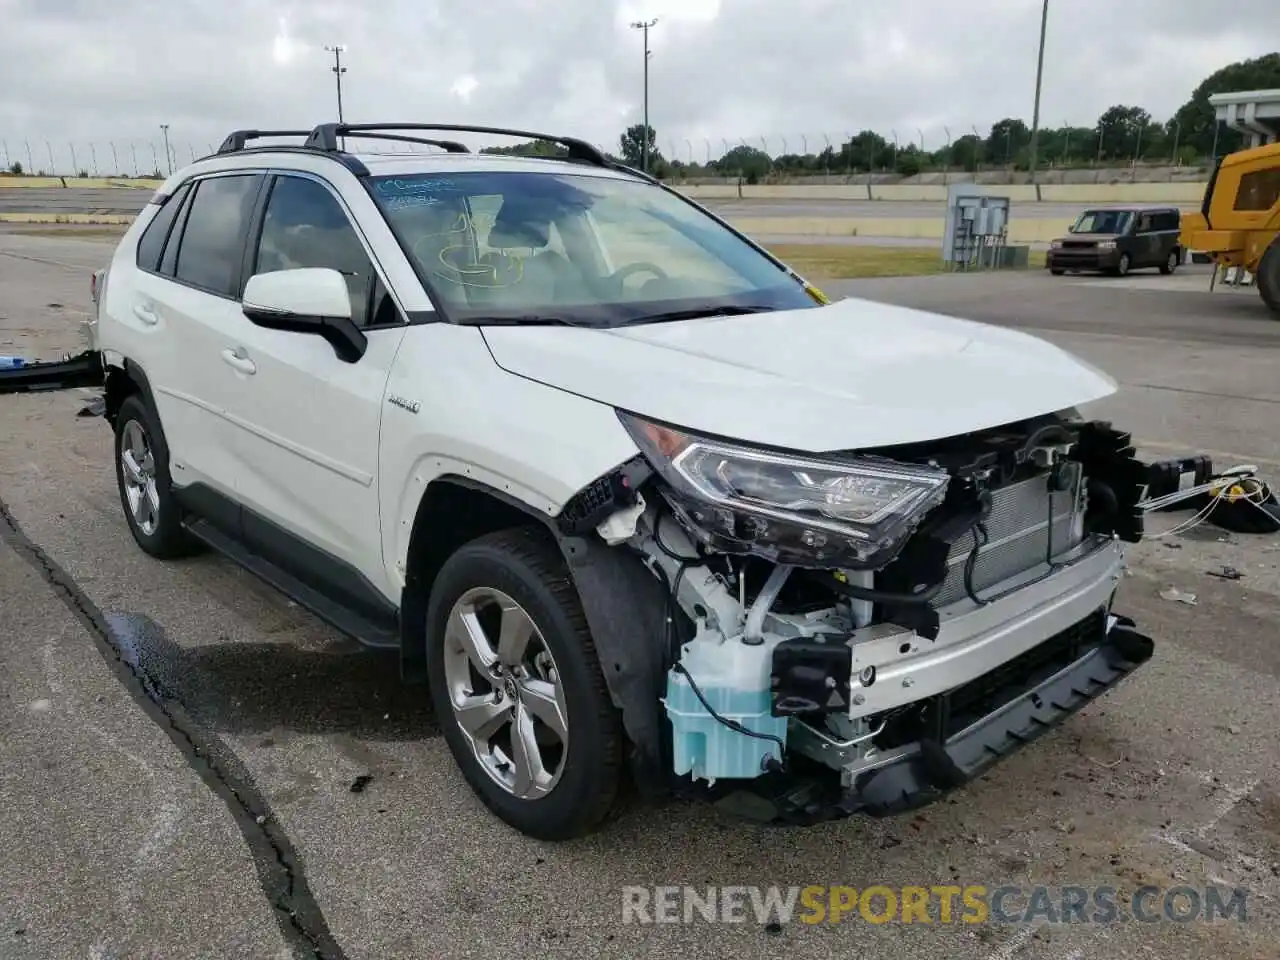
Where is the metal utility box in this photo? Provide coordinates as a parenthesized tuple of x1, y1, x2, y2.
(942, 184, 1013, 270)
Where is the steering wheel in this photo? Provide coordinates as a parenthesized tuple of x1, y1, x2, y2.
(609, 261, 670, 288)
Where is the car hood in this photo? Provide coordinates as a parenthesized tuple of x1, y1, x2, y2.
(1057, 232, 1120, 242)
(480, 298, 1118, 452)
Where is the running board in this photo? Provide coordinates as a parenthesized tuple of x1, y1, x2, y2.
(0, 350, 105, 394)
(181, 516, 402, 650)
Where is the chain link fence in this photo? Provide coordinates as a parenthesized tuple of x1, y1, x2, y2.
(0, 127, 1217, 182)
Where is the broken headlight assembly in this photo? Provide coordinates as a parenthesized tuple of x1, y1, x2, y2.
(618, 411, 951, 568)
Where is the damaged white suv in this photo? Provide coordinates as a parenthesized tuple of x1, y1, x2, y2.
(89, 123, 1154, 840)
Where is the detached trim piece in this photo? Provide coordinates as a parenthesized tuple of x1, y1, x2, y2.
(0, 350, 104, 394)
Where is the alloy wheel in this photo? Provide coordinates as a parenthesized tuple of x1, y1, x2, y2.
(441, 587, 570, 800)
(120, 419, 160, 536)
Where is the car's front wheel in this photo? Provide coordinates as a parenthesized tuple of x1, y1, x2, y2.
(424, 528, 624, 840)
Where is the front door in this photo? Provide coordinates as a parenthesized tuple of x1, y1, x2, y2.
(216, 172, 408, 602)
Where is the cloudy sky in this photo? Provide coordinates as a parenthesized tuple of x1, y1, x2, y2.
(1, 0, 1276, 171)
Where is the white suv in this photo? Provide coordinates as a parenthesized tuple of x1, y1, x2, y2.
(88, 123, 1155, 840)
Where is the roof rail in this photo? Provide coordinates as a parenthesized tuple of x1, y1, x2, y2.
(305, 123, 608, 167)
(322, 131, 470, 154)
(216, 129, 314, 154)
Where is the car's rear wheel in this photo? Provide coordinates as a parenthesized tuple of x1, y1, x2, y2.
(424, 527, 623, 840)
(113, 394, 199, 559)
(1160, 249, 1180, 275)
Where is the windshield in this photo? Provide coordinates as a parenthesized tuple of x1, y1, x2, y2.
(1069, 210, 1133, 235)
(367, 170, 819, 325)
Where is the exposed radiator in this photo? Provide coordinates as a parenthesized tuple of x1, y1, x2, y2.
(934, 465, 1085, 607)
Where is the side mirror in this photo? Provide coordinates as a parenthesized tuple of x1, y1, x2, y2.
(242, 268, 367, 363)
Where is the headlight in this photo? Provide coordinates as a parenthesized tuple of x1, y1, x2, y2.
(1050, 239, 1063, 249)
(618, 412, 950, 568)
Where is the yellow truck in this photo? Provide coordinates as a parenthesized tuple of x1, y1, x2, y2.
(1179, 140, 1280, 314)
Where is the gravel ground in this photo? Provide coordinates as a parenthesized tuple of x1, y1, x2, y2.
(2, 234, 1278, 960)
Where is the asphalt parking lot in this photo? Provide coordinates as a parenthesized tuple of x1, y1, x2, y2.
(2, 233, 1278, 960)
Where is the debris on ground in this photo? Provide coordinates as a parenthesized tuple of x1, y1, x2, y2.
(1206, 566, 1244, 580)
(1159, 586, 1198, 605)
(349, 774, 374, 793)
(77, 394, 105, 417)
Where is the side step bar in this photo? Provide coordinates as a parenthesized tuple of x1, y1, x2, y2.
(0, 350, 105, 394)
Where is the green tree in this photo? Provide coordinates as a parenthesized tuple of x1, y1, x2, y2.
(619, 124, 661, 170)
(1171, 52, 1280, 159)
(1095, 105, 1151, 161)
(985, 118, 1030, 165)
(948, 134, 983, 172)
(713, 144, 771, 182)
(479, 140, 567, 158)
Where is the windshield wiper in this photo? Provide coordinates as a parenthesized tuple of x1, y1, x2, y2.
(625, 304, 777, 325)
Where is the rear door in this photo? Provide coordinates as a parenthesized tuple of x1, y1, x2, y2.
(217, 171, 408, 600)
(1132, 211, 1157, 265)
(128, 171, 266, 531)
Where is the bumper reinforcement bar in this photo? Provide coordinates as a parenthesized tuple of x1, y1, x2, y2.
(0, 349, 104, 395)
(707, 613, 1153, 826)
(848, 613, 1153, 816)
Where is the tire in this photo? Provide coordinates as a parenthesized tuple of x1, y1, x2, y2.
(1114, 253, 1131, 277)
(1159, 249, 1179, 275)
(1258, 240, 1280, 316)
(113, 393, 199, 559)
(424, 527, 623, 840)
(1049, 268, 1065, 276)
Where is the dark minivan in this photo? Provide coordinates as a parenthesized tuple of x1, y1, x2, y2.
(1047, 207, 1183, 277)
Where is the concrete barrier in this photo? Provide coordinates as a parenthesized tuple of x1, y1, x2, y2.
(1037, 182, 1205, 204)
(0, 212, 135, 224)
(727, 216, 1074, 244)
(0, 176, 163, 190)
(0, 210, 1078, 244)
(677, 182, 1207, 205)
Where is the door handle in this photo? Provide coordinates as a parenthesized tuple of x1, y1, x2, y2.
(133, 303, 159, 326)
(220, 347, 257, 375)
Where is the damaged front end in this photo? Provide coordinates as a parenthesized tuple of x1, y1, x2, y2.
(556, 409, 1155, 824)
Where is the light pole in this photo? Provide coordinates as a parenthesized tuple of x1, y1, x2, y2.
(160, 124, 172, 175)
(630, 18, 657, 173)
(1027, 0, 1049, 184)
(325, 44, 347, 123)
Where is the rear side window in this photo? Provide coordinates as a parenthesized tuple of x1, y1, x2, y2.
(135, 183, 192, 272)
(174, 174, 262, 297)
(1234, 169, 1280, 212)
(252, 175, 377, 326)
(1157, 211, 1180, 231)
